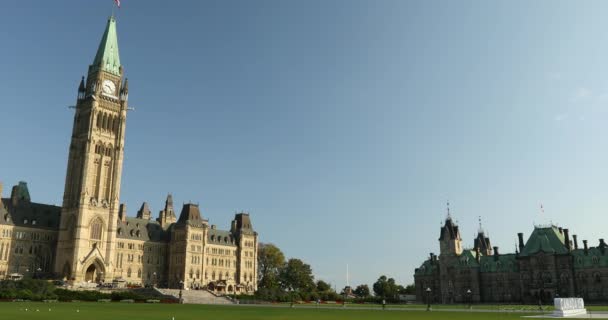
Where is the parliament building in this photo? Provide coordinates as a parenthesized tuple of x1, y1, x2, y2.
(0, 17, 258, 294)
(415, 211, 608, 304)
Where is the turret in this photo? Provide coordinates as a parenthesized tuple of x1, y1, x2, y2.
(157, 194, 177, 228)
(120, 78, 129, 101)
(438, 214, 463, 256)
(10, 181, 30, 207)
(77, 76, 86, 100)
(137, 202, 152, 220)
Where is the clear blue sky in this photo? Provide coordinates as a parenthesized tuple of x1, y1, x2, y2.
(3, 0, 608, 290)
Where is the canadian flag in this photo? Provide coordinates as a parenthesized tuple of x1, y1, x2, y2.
(114, 0, 121, 8)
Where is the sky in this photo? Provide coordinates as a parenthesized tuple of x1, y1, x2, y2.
(3, 0, 608, 290)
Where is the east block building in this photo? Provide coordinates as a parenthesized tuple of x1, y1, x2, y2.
(0, 17, 258, 294)
(415, 213, 608, 304)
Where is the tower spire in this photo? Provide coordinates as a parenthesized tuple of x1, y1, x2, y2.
(446, 201, 451, 220)
(91, 16, 121, 76)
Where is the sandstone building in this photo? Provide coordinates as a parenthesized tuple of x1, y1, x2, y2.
(0, 17, 258, 294)
(415, 210, 608, 304)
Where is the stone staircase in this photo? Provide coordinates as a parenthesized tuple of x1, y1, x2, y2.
(155, 288, 234, 305)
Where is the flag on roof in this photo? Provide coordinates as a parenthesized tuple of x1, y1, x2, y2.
(115, 0, 121, 8)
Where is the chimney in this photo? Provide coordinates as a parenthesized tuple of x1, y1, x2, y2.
(493, 246, 499, 261)
(600, 239, 606, 255)
(119, 203, 127, 222)
(518, 233, 525, 252)
(583, 240, 588, 255)
(573, 235, 579, 250)
(558, 227, 563, 235)
(564, 229, 571, 251)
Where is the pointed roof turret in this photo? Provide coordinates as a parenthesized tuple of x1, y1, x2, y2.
(78, 76, 86, 93)
(137, 202, 152, 220)
(91, 16, 121, 76)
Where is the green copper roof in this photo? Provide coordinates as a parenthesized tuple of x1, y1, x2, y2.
(479, 254, 518, 273)
(519, 226, 568, 256)
(92, 16, 121, 76)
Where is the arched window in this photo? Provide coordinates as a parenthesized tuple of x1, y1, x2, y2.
(127, 268, 132, 277)
(96, 112, 102, 128)
(212, 271, 216, 280)
(102, 113, 108, 130)
(138, 269, 142, 278)
(90, 218, 103, 240)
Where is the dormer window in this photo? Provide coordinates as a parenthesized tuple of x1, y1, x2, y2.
(23, 219, 28, 224)
(32, 220, 36, 225)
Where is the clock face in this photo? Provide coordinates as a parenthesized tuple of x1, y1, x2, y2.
(102, 80, 116, 95)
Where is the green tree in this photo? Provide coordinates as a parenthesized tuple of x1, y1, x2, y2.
(316, 280, 331, 292)
(280, 258, 315, 293)
(372, 275, 398, 299)
(353, 284, 370, 298)
(257, 243, 286, 289)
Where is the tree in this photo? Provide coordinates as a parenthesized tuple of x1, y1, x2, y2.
(316, 280, 331, 292)
(401, 284, 415, 295)
(372, 275, 398, 299)
(280, 258, 315, 293)
(354, 284, 370, 298)
(257, 243, 286, 289)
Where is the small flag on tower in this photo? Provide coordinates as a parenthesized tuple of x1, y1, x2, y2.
(540, 204, 544, 214)
(114, 0, 121, 8)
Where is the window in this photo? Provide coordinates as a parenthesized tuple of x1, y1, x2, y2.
(127, 268, 132, 277)
(90, 219, 103, 240)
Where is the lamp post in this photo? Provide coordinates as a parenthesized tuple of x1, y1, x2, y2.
(466, 289, 472, 309)
(179, 280, 184, 304)
(25, 268, 29, 279)
(152, 272, 157, 288)
(35, 267, 42, 279)
(426, 287, 432, 311)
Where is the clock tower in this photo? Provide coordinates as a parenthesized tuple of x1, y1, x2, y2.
(55, 16, 129, 282)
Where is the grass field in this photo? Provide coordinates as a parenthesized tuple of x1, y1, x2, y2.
(0, 302, 545, 320)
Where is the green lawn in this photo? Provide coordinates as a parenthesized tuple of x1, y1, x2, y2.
(0, 302, 543, 320)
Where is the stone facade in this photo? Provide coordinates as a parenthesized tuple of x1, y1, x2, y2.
(415, 213, 608, 304)
(0, 16, 258, 294)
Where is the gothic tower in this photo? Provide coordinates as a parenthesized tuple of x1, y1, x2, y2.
(438, 213, 463, 256)
(55, 16, 129, 282)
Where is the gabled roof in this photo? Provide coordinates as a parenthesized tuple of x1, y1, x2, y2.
(519, 226, 568, 256)
(91, 16, 121, 76)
